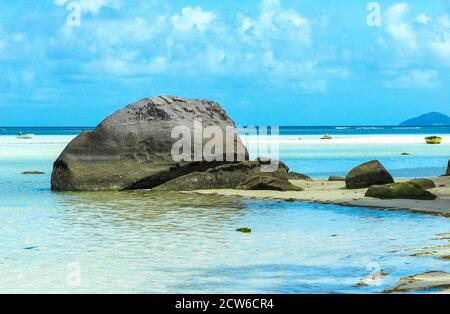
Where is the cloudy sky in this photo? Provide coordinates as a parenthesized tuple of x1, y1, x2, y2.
(1, 0, 450, 126)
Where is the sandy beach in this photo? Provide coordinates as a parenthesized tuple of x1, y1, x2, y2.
(191, 176, 450, 217)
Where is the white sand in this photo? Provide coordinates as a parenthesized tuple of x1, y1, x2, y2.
(191, 176, 450, 217)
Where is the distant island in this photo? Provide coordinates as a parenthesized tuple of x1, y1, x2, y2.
(400, 112, 450, 126)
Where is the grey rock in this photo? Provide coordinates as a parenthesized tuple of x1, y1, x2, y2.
(345, 160, 394, 189)
(51, 96, 248, 191)
(446, 159, 450, 176)
(155, 158, 303, 192)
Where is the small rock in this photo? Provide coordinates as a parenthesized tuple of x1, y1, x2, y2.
(400, 152, 410, 156)
(236, 227, 252, 233)
(23, 246, 38, 250)
(328, 176, 345, 182)
(22, 171, 45, 175)
(288, 172, 312, 180)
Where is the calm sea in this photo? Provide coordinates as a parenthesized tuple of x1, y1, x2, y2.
(0, 126, 449, 293)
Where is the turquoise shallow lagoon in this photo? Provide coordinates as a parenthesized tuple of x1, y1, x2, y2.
(0, 129, 449, 293)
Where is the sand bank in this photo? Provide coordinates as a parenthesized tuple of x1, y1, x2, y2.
(385, 271, 450, 293)
(190, 176, 450, 217)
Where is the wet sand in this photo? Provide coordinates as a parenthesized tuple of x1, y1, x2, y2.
(385, 271, 450, 294)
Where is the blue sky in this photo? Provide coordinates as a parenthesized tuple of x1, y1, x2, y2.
(1, 0, 450, 126)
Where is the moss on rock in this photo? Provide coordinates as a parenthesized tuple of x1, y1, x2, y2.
(365, 182, 437, 200)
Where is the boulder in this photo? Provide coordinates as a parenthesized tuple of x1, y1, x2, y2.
(51, 96, 248, 191)
(408, 178, 436, 190)
(345, 160, 394, 189)
(328, 176, 345, 182)
(365, 182, 437, 200)
(288, 172, 312, 180)
(154, 158, 303, 192)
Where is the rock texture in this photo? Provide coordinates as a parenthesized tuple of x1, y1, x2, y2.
(408, 178, 436, 190)
(446, 159, 450, 176)
(51, 96, 248, 191)
(288, 172, 312, 181)
(345, 160, 394, 189)
(154, 159, 302, 192)
(365, 182, 437, 200)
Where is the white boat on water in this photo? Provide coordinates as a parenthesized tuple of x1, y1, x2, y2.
(16, 133, 35, 139)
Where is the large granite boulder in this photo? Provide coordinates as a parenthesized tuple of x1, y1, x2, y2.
(446, 160, 450, 176)
(345, 160, 394, 189)
(51, 96, 248, 191)
(154, 158, 303, 192)
(365, 182, 437, 200)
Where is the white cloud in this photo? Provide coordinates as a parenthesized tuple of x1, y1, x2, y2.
(415, 13, 431, 25)
(385, 69, 441, 89)
(238, 0, 311, 47)
(54, 0, 121, 14)
(172, 6, 216, 33)
(7, 0, 350, 94)
(378, 4, 450, 88)
(385, 3, 418, 50)
(94, 16, 166, 45)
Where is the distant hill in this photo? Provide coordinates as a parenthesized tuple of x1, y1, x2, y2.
(400, 112, 450, 126)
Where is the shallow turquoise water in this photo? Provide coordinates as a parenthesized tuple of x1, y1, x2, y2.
(0, 134, 449, 293)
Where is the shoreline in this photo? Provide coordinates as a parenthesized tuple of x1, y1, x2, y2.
(189, 176, 450, 217)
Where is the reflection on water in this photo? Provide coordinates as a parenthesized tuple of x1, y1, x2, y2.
(1, 187, 449, 293)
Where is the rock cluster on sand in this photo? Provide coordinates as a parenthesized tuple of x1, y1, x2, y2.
(51, 96, 248, 191)
(51, 96, 297, 192)
(345, 160, 394, 189)
(154, 158, 302, 191)
(365, 182, 437, 200)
